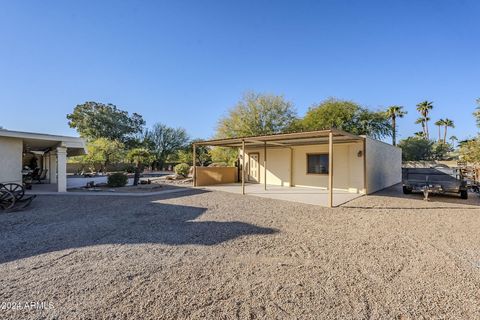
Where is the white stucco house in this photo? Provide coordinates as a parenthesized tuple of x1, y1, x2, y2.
(0, 129, 86, 192)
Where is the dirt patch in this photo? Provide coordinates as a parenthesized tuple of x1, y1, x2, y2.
(0, 186, 479, 319)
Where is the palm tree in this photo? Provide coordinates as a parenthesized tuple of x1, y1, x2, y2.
(416, 101, 433, 138)
(385, 106, 407, 146)
(443, 118, 455, 144)
(414, 131, 425, 138)
(415, 118, 426, 138)
(450, 135, 458, 148)
(424, 116, 431, 136)
(434, 119, 445, 142)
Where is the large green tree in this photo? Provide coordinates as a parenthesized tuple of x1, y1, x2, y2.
(398, 137, 434, 161)
(399, 136, 453, 161)
(67, 102, 145, 143)
(78, 138, 125, 172)
(298, 98, 391, 139)
(385, 105, 407, 146)
(144, 123, 189, 169)
(216, 92, 297, 138)
(169, 140, 212, 167)
(209, 147, 238, 166)
(459, 138, 480, 164)
(431, 142, 453, 160)
(191, 140, 212, 167)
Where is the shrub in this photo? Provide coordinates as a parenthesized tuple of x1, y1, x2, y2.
(107, 172, 128, 187)
(174, 163, 190, 177)
(208, 162, 228, 167)
(459, 137, 480, 164)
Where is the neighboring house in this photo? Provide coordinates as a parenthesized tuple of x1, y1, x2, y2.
(0, 129, 86, 192)
(192, 129, 401, 207)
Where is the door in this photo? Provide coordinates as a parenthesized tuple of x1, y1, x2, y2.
(249, 153, 260, 182)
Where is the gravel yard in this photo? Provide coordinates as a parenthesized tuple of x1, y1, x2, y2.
(1, 185, 479, 319)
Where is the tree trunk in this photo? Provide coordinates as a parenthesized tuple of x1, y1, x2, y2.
(438, 125, 441, 142)
(133, 161, 141, 186)
(444, 126, 448, 144)
(157, 159, 165, 171)
(425, 118, 429, 139)
(392, 116, 396, 146)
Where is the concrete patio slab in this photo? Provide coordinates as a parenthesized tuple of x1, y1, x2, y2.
(200, 183, 363, 207)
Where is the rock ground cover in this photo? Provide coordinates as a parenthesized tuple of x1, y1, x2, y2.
(0, 186, 479, 319)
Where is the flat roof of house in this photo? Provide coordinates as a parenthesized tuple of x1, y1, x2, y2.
(0, 129, 86, 156)
(194, 128, 364, 148)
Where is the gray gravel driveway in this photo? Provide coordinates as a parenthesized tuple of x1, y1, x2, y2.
(1, 186, 479, 319)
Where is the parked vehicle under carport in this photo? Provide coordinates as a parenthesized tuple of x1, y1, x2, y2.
(402, 167, 469, 200)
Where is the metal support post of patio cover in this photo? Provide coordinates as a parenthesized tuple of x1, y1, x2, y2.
(241, 140, 245, 195)
(290, 147, 294, 187)
(192, 144, 196, 187)
(264, 141, 267, 190)
(328, 131, 334, 208)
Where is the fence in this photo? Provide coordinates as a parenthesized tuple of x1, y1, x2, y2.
(195, 167, 238, 186)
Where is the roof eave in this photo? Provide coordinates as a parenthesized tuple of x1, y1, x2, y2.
(193, 129, 363, 147)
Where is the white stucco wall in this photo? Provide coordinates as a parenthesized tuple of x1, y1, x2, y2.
(48, 150, 57, 183)
(365, 137, 402, 194)
(0, 136, 23, 184)
(242, 141, 365, 193)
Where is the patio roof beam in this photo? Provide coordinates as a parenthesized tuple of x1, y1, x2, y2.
(218, 138, 362, 149)
(244, 139, 287, 147)
(264, 141, 287, 147)
(193, 129, 363, 147)
(330, 128, 361, 141)
(198, 137, 362, 148)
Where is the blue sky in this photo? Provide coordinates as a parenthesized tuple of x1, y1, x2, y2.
(1, 0, 479, 141)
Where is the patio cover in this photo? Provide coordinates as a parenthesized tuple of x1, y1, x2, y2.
(194, 129, 363, 148)
(193, 129, 366, 207)
(0, 129, 86, 156)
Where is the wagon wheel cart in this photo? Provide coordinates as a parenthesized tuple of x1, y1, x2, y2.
(0, 183, 35, 212)
(0, 189, 16, 211)
(1, 183, 25, 200)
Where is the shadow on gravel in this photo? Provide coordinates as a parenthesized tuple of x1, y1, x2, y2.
(0, 189, 278, 264)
